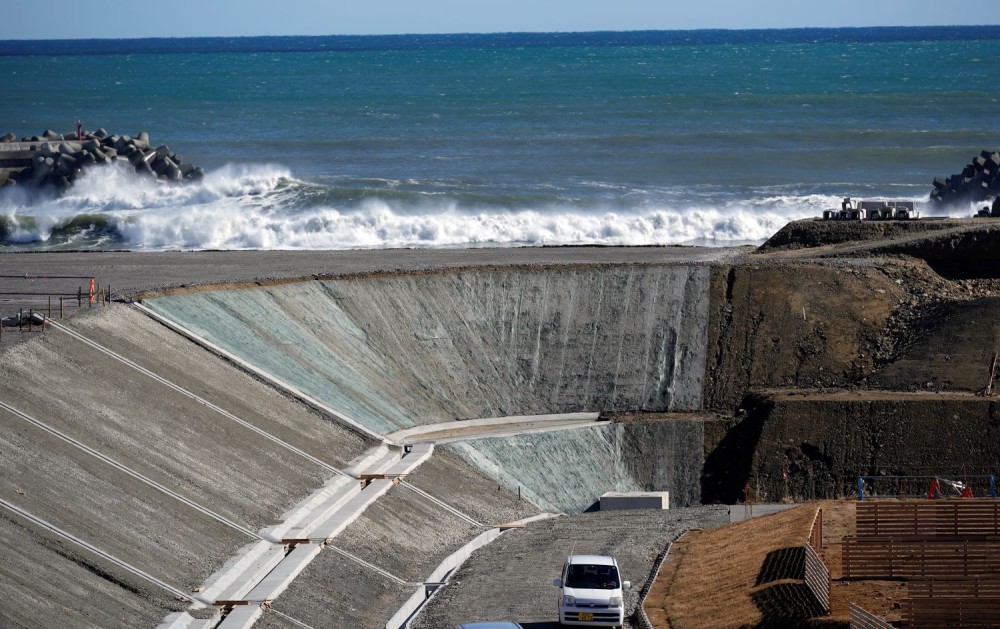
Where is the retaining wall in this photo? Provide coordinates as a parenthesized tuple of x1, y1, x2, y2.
(448, 419, 704, 513)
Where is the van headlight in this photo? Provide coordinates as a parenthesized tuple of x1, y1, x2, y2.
(609, 595, 623, 607)
(562, 595, 576, 606)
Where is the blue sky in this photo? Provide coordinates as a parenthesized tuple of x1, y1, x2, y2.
(5, 0, 995, 39)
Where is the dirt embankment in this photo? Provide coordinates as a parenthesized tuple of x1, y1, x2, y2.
(709, 391, 1000, 504)
(702, 221, 1000, 504)
(702, 262, 905, 413)
(645, 504, 822, 629)
(759, 218, 963, 253)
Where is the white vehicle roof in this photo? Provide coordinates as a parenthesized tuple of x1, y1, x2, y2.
(566, 554, 616, 566)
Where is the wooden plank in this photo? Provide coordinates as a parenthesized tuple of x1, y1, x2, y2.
(857, 501, 1000, 539)
(843, 537, 1000, 580)
(850, 603, 893, 629)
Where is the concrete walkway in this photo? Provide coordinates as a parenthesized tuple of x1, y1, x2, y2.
(386, 412, 605, 444)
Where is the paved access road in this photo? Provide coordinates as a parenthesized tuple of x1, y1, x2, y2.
(410, 507, 728, 629)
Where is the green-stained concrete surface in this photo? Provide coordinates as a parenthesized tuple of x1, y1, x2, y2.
(448, 419, 704, 513)
(146, 266, 710, 435)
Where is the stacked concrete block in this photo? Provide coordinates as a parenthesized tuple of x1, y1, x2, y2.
(2, 127, 205, 190)
(931, 149, 1000, 207)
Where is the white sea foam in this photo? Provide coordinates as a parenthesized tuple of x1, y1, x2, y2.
(0, 163, 952, 250)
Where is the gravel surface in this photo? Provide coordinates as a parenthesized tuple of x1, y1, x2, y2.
(410, 506, 728, 629)
(0, 246, 739, 312)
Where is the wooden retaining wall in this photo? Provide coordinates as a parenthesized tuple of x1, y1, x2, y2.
(901, 579, 1000, 628)
(857, 501, 1000, 538)
(843, 536, 1000, 579)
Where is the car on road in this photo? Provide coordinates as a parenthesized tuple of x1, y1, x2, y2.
(553, 554, 631, 627)
(457, 623, 524, 629)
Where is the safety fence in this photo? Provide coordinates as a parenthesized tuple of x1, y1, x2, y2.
(0, 274, 112, 343)
(856, 500, 1000, 538)
(849, 602, 894, 629)
(901, 579, 1000, 629)
(858, 475, 996, 501)
(804, 507, 829, 614)
(845, 500, 1000, 628)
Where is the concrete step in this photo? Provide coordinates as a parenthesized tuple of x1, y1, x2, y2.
(156, 612, 220, 629)
(242, 543, 323, 605)
(343, 443, 397, 476)
(305, 478, 396, 541)
(279, 478, 362, 542)
(386, 443, 434, 476)
(194, 540, 286, 606)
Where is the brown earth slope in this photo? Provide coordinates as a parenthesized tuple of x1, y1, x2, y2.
(647, 502, 906, 629)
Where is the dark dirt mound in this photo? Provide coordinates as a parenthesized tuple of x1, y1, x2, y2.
(872, 297, 1000, 392)
(758, 218, 960, 253)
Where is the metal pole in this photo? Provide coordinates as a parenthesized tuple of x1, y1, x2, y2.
(991, 475, 996, 498)
(858, 477, 864, 502)
(48, 295, 51, 319)
(59, 297, 64, 319)
(77, 286, 81, 308)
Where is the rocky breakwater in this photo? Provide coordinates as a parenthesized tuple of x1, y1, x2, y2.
(930, 148, 1000, 208)
(0, 128, 205, 190)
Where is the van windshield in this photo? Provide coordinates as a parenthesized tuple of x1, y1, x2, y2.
(565, 564, 620, 589)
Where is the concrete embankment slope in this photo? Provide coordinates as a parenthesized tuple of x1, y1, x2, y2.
(145, 265, 711, 434)
(144, 265, 712, 510)
(448, 419, 704, 512)
(0, 307, 374, 628)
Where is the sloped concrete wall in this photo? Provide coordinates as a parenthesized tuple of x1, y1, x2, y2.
(146, 265, 710, 436)
(448, 420, 704, 513)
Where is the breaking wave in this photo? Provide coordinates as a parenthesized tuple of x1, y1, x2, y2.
(0, 162, 942, 251)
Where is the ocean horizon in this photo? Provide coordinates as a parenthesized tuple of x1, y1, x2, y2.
(2, 26, 999, 251)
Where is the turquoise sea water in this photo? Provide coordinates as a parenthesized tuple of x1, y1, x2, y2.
(1, 28, 999, 250)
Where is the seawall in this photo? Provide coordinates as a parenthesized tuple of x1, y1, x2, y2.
(145, 265, 711, 434)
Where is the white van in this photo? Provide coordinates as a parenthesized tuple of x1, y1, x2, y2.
(553, 555, 630, 627)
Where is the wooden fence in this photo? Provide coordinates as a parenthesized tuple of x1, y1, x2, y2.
(809, 507, 824, 552)
(857, 501, 1000, 538)
(849, 603, 894, 629)
(902, 594, 1000, 628)
(901, 579, 1000, 628)
(804, 544, 829, 614)
(843, 536, 1000, 579)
